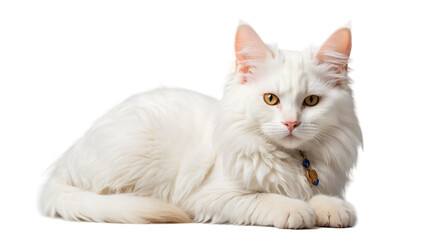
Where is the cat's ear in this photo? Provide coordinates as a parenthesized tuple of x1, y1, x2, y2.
(235, 24, 272, 76)
(316, 27, 351, 73)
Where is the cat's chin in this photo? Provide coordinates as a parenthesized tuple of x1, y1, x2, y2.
(277, 135, 304, 149)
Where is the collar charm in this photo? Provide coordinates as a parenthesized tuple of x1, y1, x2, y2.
(300, 150, 319, 187)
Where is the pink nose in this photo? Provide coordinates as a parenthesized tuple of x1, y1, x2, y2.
(283, 121, 300, 132)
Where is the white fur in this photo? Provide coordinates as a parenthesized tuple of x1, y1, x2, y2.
(40, 27, 362, 229)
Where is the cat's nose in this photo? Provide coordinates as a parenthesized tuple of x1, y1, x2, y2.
(283, 121, 300, 133)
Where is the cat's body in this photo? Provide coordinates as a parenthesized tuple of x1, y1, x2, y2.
(40, 25, 362, 228)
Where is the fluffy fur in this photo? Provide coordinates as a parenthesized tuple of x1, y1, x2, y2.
(40, 24, 362, 229)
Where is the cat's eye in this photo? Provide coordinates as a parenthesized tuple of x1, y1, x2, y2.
(303, 95, 320, 106)
(263, 93, 280, 105)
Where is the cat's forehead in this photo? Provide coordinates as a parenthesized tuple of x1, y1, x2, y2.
(264, 50, 312, 95)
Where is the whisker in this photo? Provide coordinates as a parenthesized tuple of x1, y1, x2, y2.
(236, 126, 271, 144)
(314, 134, 327, 144)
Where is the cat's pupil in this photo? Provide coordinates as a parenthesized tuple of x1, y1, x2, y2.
(309, 96, 313, 102)
(269, 95, 273, 101)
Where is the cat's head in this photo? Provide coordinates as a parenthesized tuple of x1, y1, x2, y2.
(222, 24, 360, 150)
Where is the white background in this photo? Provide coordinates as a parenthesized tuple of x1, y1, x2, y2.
(1, 0, 423, 239)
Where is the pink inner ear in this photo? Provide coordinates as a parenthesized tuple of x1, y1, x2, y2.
(235, 25, 271, 74)
(316, 28, 352, 71)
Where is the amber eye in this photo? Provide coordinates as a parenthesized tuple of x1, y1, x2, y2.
(304, 95, 320, 106)
(263, 93, 280, 105)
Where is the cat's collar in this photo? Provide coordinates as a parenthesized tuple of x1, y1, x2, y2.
(299, 150, 319, 187)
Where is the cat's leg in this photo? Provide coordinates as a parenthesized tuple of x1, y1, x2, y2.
(183, 187, 316, 229)
(308, 195, 356, 228)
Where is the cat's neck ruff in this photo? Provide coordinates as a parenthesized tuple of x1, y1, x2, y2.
(214, 119, 360, 200)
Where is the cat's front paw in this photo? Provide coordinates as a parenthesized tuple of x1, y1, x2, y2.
(308, 195, 356, 228)
(270, 198, 316, 229)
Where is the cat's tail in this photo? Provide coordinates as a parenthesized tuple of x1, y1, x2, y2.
(39, 180, 192, 223)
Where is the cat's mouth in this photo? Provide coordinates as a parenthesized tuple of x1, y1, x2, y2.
(285, 134, 299, 140)
(260, 123, 311, 148)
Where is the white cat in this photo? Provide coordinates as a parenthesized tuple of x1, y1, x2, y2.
(40, 24, 362, 228)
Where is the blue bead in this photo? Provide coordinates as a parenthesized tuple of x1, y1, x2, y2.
(303, 159, 310, 168)
(313, 179, 319, 186)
